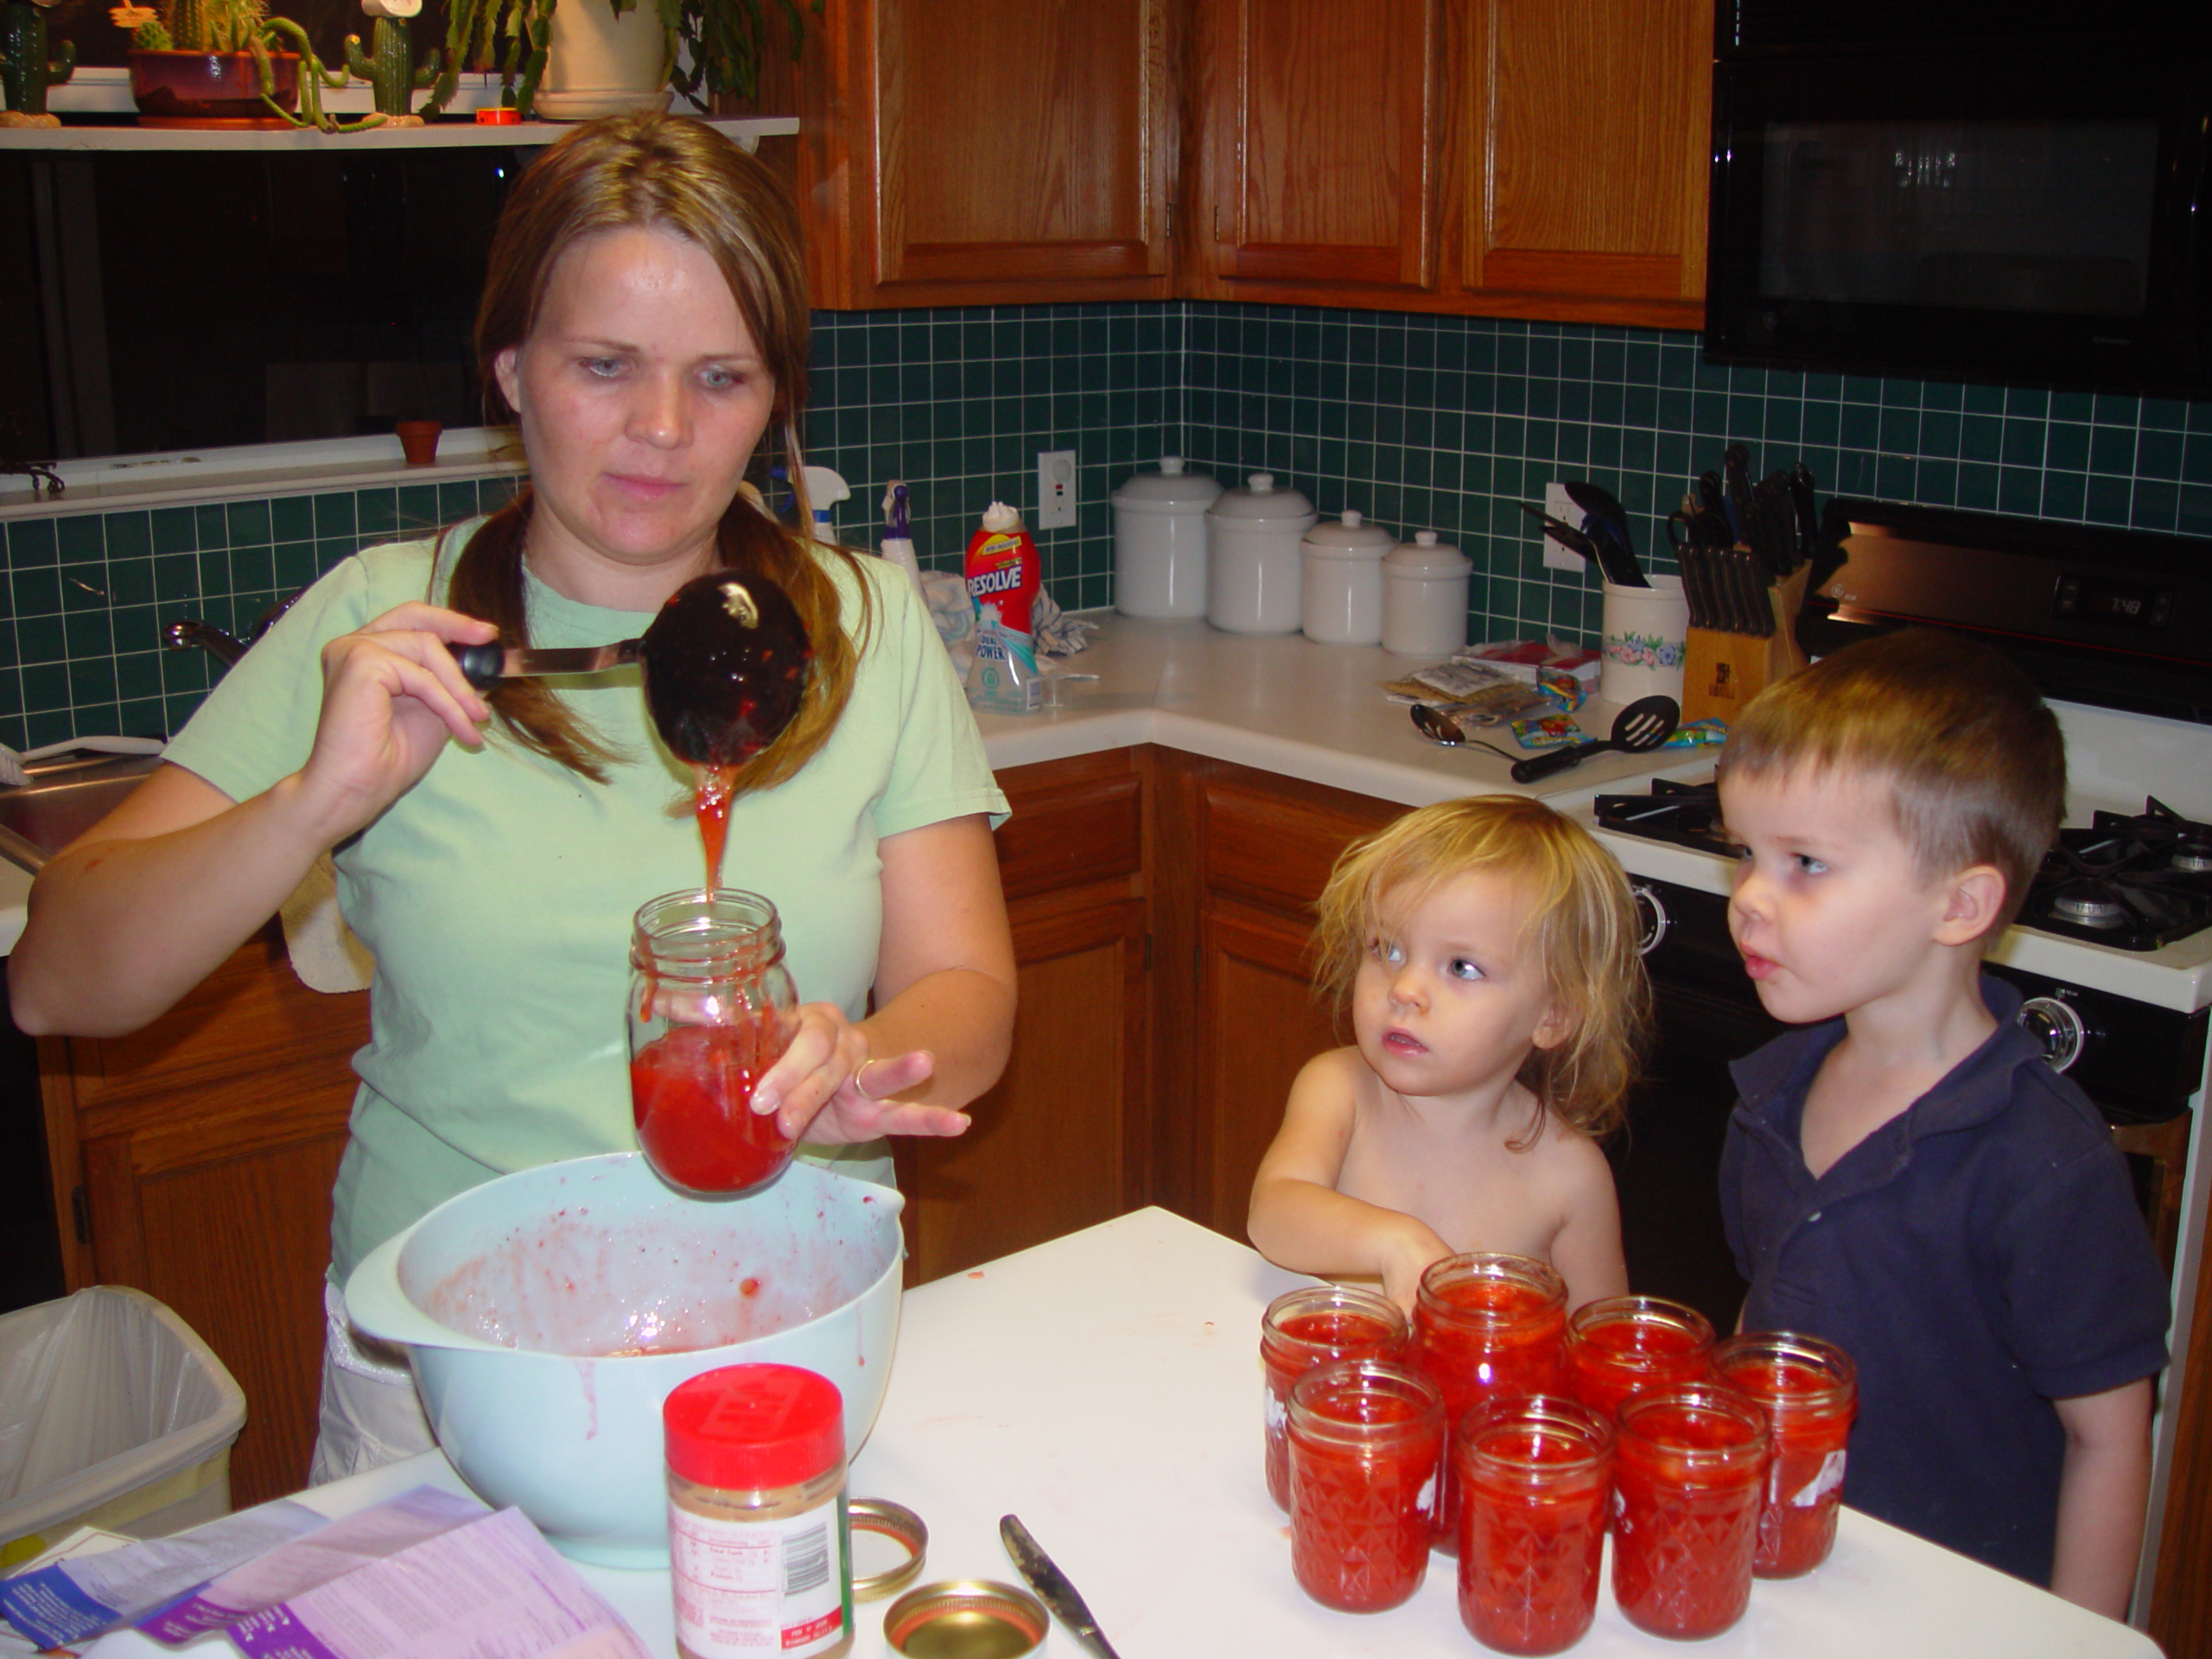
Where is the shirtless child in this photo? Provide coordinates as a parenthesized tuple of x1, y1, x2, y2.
(1249, 796, 1649, 1312)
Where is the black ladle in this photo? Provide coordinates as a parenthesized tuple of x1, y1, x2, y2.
(1509, 695, 1679, 784)
(450, 570, 812, 766)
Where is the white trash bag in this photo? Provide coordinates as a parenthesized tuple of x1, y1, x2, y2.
(0, 1287, 246, 1562)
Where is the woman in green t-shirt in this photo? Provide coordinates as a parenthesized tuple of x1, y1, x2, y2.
(10, 114, 1017, 1479)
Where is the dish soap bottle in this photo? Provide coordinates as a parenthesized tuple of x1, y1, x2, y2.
(879, 481, 926, 597)
(964, 501, 1043, 712)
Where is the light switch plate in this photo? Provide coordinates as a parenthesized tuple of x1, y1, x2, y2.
(1540, 481, 1584, 572)
(1037, 448, 1077, 530)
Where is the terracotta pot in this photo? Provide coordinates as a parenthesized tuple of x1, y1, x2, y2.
(395, 420, 442, 466)
(129, 48, 299, 126)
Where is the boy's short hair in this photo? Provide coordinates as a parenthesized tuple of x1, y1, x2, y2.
(1312, 796, 1650, 1139)
(1717, 628, 2065, 931)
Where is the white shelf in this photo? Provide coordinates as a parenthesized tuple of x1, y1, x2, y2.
(0, 103, 796, 151)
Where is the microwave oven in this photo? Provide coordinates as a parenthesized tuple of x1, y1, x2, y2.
(1704, 2, 2212, 396)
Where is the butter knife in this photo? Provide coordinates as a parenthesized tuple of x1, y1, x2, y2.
(1000, 1514, 1123, 1659)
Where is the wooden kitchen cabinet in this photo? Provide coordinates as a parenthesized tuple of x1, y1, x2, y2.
(893, 748, 1154, 1281)
(1187, 0, 1444, 297)
(747, 0, 1177, 308)
(37, 927, 368, 1510)
(1188, 0, 1713, 327)
(1151, 752, 1399, 1233)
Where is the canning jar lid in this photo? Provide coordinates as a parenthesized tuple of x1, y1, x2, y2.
(1110, 455, 1223, 512)
(1206, 472, 1316, 523)
(1384, 529, 1471, 575)
(1303, 510, 1396, 559)
(664, 1363, 844, 1490)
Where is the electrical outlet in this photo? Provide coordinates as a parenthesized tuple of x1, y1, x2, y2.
(1540, 481, 1584, 572)
(1037, 448, 1077, 531)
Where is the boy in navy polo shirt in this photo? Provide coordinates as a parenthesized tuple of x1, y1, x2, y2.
(1715, 628, 2170, 1617)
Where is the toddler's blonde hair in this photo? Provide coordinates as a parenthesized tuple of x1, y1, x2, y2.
(1313, 795, 1650, 1141)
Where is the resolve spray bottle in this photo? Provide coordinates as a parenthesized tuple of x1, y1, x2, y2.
(964, 500, 1042, 712)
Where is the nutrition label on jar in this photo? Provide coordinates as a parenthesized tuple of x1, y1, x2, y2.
(669, 1504, 849, 1657)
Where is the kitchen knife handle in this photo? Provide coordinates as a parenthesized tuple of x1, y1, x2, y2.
(1510, 741, 1600, 785)
(448, 641, 504, 690)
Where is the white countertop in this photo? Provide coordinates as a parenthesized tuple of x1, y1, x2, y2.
(79, 1209, 2158, 1658)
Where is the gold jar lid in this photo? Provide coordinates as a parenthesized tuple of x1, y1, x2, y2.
(882, 1579, 1047, 1659)
(849, 1497, 928, 1601)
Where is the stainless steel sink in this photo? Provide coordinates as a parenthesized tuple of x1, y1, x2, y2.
(0, 753, 163, 874)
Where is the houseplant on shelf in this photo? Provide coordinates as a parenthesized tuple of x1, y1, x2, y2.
(419, 0, 807, 122)
(118, 0, 383, 130)
(344, 0, 438, 124)
(1, 0, 73, 128)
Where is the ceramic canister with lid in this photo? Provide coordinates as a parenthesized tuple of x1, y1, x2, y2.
(1300, 511, 1395, 645)
(1205, 472, 1316, 634)
(1382, 531, 1472, 656)
(1111, 455, 1221, 617)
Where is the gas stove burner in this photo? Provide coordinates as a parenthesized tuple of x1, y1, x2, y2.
(2170, 842, 2212, 874)
(2050, 885, 2131, 930)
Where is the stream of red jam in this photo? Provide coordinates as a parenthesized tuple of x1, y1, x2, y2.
(1714, 1351, 1855, 1578)
(1457, 1414, 1611, 1656)
(1611, 1394, 1769, 1639)
(631, 1020, 793, 1194)
(695, 763, 740, 894)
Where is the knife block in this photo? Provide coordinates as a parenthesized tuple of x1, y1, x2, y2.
(1681, 565, 1811, 726)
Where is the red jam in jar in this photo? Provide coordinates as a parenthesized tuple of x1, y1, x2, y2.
(1455, 1395, 1614, 1656)
(1712, 1332, 1858, 1579)
(1287, 1359, 1445, 1613)
(1563, 1294, 1715, 1421)
(1412, 1253, 1567, 1549)
(1611, 1385, 1771, 1640)
(1260, 1287, 1409, 1511)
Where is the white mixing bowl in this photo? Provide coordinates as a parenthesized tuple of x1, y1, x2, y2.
(344, 1153, 904, 1567)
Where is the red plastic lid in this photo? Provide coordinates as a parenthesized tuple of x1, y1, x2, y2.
(664, 1364, 845, 1490)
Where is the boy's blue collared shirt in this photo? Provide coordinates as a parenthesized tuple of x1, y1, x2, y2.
(1719, 975, 2171, 1586)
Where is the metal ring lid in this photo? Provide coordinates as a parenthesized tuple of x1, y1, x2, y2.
(849, 1497, 929, 1600)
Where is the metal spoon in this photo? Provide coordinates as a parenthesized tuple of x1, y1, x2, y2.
(1509, 695, 1679, 784)
(1410, 703, 1520, 761)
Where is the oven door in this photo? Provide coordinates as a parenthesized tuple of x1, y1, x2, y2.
(1609, 881, 1783, 1333)
(1706, 44, 2212, 395)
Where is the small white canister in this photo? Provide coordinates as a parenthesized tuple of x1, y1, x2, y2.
(1382, 531, 1472, 656)
(1301, 511, 1395, 645)
(1206, 473, 1316, 634)
(1111, 455, 1221, 618)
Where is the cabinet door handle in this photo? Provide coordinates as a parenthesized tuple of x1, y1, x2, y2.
(71, 1183, 92, 1245)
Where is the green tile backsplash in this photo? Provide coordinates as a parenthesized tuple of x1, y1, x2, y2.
(4, 300, 2209, 750)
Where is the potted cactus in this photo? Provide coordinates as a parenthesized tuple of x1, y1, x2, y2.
(0, 0, 72, 127)
(121, 0, 305, 125)
(345, 0, 437, 124)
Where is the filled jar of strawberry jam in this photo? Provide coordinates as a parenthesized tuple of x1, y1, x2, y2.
(1563, 1294, 1716, 1422)
(1455, 1395, 1615, 1656)
(1611, 1385, 1771, 1640)
(1412, 1253, 1567, 1550)
(1287, 1359, 1445, 1613)
(1711, 1331, 1858, 1578)
(629, 890, 799, 1198)
(1260, 1286, 1409, 1511)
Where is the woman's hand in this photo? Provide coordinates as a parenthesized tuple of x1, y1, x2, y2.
(294, 604, 498, 841)
(753, 1001, 972, 1144)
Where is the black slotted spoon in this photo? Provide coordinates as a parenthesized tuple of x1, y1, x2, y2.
(1509, 695, 1679, 784)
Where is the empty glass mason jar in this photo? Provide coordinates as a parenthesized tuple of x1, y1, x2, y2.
(628, 889, 799, 1197)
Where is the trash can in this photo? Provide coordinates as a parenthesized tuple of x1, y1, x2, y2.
(0, 1287, 247, 1568)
